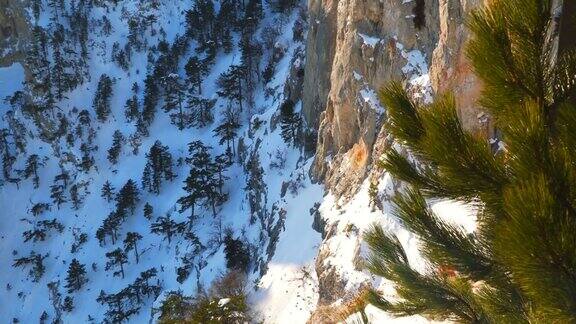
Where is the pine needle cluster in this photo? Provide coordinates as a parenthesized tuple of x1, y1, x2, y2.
(365, 0, 576, 322)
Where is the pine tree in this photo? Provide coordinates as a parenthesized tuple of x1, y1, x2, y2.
(178, 167, 203, 226)
(223, 232, 251, 272)
(162, 73, 188, 130)
(184, 56, 207, 94)
(116, 179, 140, 215)
(50, 182, 67, 209)
(23, 154, 42, 189)
(124, 95, 140, 123)
(94, 74, 113, 122)
(107, 130, 124, 165)
(279, 99, 302, 145)
(141, 73, 159, 130)
(105, 248, 128, 278)
(213, 107, 240, 156)
(245, 148, 267, 225)
(187, 95, 216, 128)
(217, 65, 246, 111)
(13, 252, 47, 282)
(150, 213, 185, 244)
(62, 296, 74, 312)
(142, 141, 175, 194)
(143, 203, 154, 220)
(364, 1, 576, 322)
(69, 184, 82, 210)
(65, 259, 88, 293)
(101, 181, 115, 203)
(124, 232, 143, 264)
(185, 0, 215, 40)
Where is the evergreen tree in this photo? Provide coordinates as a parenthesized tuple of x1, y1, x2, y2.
(124, 95, 140, 123)
(107, 130, 124, 165)
(185, 0, 215, 40)
(23, 154, 42, 189)
(116, 179, 140, 215)
(245, 148, 267, 225)
(184, 56, 207, 94)
(162, 74, 187, 130)
(93, 74, 113, 122)
(223, 232, 251, 272)
(13, 252, 47, 282)
(177, 167, 203, 226)
(101, 180, 115, 203)
(267, 0, 298, 13)
(217, 65, 246, 111)
(65, 259, 88, 293)
(50, 182, 67, 209)
(239, 34, 262, 92)
(105, 248, 128, 279)
(279, 99, 302, 145)
(143, 203, 154, 220)
(150, 213, 185, 244)
(213, 108, 240, 156)
(364, 1, 576, 322)
(141, 73, 159, 130)
(187, 95, 216, 128)
(142, 140, 175, 194)
(69, 184, 82, 210)
(62, 296, 74, 312)
(124, 232, 142, 264)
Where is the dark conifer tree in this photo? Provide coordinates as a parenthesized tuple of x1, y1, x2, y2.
(178, 167, 203, 226)
(162, 74, 187, 130)
(223, 232, 251, 272)
(150, 213, 185, 244)
(50, 182, 67, 209)
(143, 203, 154, 220)
(185, 0, 215, 40)
(187, 95, 216, 128)
(142, 141, 175, 194)
(185, 56, 207, 95)
(116, 179, 140, 215)
(23, 154, 42, 189)
(105, 248, 128, 278)
(124, 96, 140, 123)
(141, 73, 159, 130)
(217, 65, 246, 111)
(69, 184, 82, 210)
(101, 180, 115, 203)
(364, 1, 576, 322)
(107, 130, 124, 165)
(124, 232, 143, 264)
(213, 108, 240, 157)
(65, 259, 88, 293)
(62, 296, 74, 312)
(279, 99, 302, 145)
(93, 74, 113, 122)
(245, 148, 266, 224)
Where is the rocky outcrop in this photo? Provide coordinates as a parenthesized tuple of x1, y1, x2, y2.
(302, 0, 488, 314)
(429, 0, 488, 137)
(303, 0, 440, 198)
(0, 0, 30, 67)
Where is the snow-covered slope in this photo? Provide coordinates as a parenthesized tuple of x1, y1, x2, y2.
(0, 1, 325, 322)
(0, 0, 480, 323)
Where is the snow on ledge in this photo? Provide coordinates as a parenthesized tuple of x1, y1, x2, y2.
(358, 33, 382, 47)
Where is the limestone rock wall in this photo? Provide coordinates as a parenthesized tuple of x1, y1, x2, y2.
(302, 0, 487, 312)
(303, 0, 487, 200)
(0, 0, 30, 67)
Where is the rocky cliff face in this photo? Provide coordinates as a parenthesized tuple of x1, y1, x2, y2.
(302, 0, 486, 314)
(0, 0, 30, 67)
(304, 0, 441, 198)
